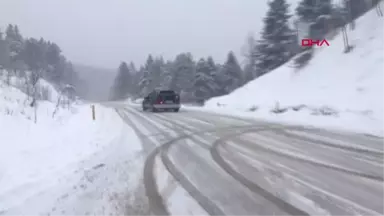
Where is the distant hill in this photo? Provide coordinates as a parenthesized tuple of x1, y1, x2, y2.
(74, 63, 116, 101)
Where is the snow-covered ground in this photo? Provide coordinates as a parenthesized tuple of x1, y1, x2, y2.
(0, 77, 143, 214)
(201, 8, 384, 137)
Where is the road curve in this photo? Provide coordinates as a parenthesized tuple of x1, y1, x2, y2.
(115, 104, 384, 216)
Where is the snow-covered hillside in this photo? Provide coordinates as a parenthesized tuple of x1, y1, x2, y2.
(0, 77, 142, 214)
(204, 8, 384, 136)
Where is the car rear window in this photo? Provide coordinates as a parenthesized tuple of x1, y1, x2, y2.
(158, 91, 179, 101)
(159, 93, 175, 100)
(159, 90, 176, 94)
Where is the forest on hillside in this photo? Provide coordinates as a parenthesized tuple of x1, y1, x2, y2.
(0, 25, 78, 87)
(0, 23, 80, 107)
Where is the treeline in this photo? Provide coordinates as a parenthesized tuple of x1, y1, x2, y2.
(0, 24, 78, 92)
(110, 52, 243, 103)
(110, 0, 382, 102)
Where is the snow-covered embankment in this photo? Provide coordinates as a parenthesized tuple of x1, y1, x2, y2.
(202, 8, 384, 136)
(0, 78, 143, 214)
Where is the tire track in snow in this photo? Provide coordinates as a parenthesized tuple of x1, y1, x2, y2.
(118, 106, 383, 215)
(123, 107, 228, 215)
(210, 128, 310, 216)
(115, 109, 159, 153)
(237, 131, 384, 182)
(151, 113, 311, 215)
(117, 108, 182, 215)
(137, 110, 285, 215)
(214, 129, 383, 215)
(280, 130, 384, 156)
(151, 114, 270, 214)
(123, 108, 191, 199)
(140, 112, 226, 215)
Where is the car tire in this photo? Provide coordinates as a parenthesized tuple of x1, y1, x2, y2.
(173, 108, 179, 112)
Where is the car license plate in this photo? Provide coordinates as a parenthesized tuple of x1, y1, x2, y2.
(165, 100, 173, 104)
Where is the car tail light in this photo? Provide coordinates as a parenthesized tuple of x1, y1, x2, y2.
(156, 96, 163, 104)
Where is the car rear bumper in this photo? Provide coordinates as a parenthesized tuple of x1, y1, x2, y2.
(153, 104, 181, 109)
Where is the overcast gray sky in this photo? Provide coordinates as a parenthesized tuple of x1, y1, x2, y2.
(0, 0, 298, 69)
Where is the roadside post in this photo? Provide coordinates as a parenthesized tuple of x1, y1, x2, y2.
(91, 105, 95, 120)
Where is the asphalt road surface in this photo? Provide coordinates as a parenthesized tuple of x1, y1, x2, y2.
(115, 104, 384, 216)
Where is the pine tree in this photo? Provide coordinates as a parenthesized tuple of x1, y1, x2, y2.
(206, 56, 220, 97)
(297, 0, 333, 39)
(141, 55, 154, 93)
(149, 57, 164, 91)
(111, 61, 132, 100)
(255, 0, 295, 76)
(45, 42, 62, 83)
(129, 61, 137, 74)
(21, 38, 47, 106)
(193, 58, 216, 100)
(22, 38, 45, 72)
(242, 34, 259, 82)
(137, 66, 151, 97)
(220, 51, 243, 94)
(5, 24, 23, 59)
(5, 24, 25, 74)
(316, 0, 333, 18)
(170, 53, 195, 94)
(145, 54, 154, 71)
(296, 0, 317, 23)
(0, 29, 10, 68)
(159, 60, 173, 90)
(296, 0, 332, 23)
(130, 66, 140, 95)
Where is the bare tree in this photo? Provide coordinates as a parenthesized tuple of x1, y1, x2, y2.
(24, 71, 31, 99)
(5, 69, 12, 86)
(341, 22, 354, 53)
(341, 25, 351, 52)
(52, 93, 62, 118)
(340, 0, 353, 52)
(29, 70, 41, 105)
(29, 69, 42, 123)
(343, 0, 356, 30)
(61, 84, 76, 110)
(376, 0, 383, 16)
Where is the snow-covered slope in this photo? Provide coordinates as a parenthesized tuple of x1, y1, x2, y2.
(205, 8, 384, 136)
(0, 77, 142, 214)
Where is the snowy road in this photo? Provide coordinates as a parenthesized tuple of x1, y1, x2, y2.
(115, 105, 383, 215)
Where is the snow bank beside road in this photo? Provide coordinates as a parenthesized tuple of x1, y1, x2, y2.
(204, 8, 384, 137)
(0, 81, 143, 214)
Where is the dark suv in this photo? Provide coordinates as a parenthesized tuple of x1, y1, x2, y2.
(142, 90, 180, 112)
